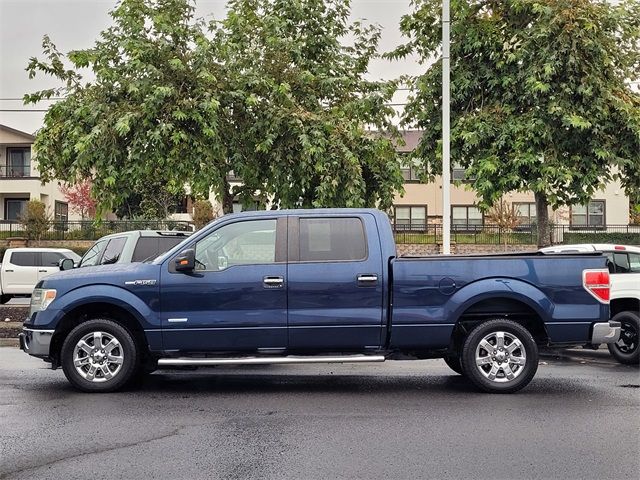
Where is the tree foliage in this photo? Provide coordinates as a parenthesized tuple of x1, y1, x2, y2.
(25, 0, 403, 216)
(60, 179, 97, 219)
(213, 0, 403, 211)
(25, 0, 225, 218)
(392, 0, 640, 246)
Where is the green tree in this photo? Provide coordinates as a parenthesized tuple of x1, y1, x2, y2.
(24, 0, 226, 217)
(391, 0, 640, 246)
(212, 0, 403, 211)
(25, 0, 404, 217)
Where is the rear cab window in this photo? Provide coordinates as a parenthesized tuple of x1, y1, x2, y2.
(132, 236, 186, 262)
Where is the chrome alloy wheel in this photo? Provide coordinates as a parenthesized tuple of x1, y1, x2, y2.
(73, 331, 124, 382)
(475, 331, 526, 383)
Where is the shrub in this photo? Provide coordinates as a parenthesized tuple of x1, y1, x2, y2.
(19, 200, 51, 242)
(192, 200, 214, 230)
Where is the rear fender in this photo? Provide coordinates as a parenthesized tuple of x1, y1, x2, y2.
(446, 278, 554, 327)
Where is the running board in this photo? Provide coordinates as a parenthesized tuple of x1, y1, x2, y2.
(157, 355, 386, 367)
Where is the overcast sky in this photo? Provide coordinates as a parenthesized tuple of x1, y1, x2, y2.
(0, 0, 422, 134)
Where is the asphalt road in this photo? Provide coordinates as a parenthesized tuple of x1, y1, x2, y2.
(1, 347, 638, 480)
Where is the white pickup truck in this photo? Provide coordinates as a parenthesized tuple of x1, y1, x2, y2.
(541, 243, 640, 364)
(0, 248, 81, 303)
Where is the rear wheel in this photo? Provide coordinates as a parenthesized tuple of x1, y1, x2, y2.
(607, 311, 639, 365)
(461, 319, 538, 393)
(61, 319, 139, 393)
(443, 355, 464, 375)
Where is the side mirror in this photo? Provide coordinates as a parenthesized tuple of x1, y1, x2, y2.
(175, 249, 195, 272)
(59, 258, 75, 271)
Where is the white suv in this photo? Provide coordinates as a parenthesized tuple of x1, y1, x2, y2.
(541, 244, 640, 364)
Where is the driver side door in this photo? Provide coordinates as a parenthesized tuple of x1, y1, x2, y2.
(160, 217, 288, 352)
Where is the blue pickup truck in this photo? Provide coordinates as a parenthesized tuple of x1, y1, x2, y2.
(20, 209, 619, 393)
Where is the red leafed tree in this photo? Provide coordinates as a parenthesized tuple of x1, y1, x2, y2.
(60, 180, 97, 219)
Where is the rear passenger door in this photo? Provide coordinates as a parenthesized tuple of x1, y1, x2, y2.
(287, 214, 384, 351)
(2, 251, 39, 293)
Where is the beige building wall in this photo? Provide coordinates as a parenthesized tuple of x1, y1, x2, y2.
(393, 130, 631, 226)
(0, 125, 82, 222)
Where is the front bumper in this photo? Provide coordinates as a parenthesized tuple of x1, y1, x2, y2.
(591, 320, 621, 345)
(18, 328, 54, 358)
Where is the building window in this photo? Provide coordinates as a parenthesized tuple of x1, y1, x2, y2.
(452, 165, 476, 182)
(3, 148, 31, 178)
(571, 200, 605, 227)
(227, 171, 242, 182)
(4, 198, 29, 221)
(54, 201, 69, 222)
(514, 203, 536, 225)
(400, 166, 420, 182)
(452, 205, 483, 230)
(393, 206, 427, 230)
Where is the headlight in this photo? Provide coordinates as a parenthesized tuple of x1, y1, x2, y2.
(30, 289, 57, 314)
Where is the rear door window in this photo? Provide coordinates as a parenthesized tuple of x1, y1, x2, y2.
(298, 218, 366, 262)
(9, 252, 38, 267)
(80, 240, 108, 267)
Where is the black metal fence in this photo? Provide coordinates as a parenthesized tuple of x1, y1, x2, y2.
(1, 219, 638, 245)
(393, 224, 640, 246)
(0, 220, 196, 241)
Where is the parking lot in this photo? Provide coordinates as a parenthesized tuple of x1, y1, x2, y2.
(0, 346, 638, 480)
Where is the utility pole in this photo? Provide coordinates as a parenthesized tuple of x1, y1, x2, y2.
(441, 0, 451, 254)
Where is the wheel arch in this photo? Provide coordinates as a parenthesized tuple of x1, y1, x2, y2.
(446, 281, 552, 353)
(50, 302, 149, 368)
(610, 297, 640, 317)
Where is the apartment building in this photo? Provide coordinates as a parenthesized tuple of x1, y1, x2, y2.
(0, 124, 78, 223)
(392, 130, 631, 230)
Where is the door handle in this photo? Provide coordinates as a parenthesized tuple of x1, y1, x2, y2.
(38, 270, 48, 273)
(5, 269, 13, 273)
(263, 276, 284, 288)
(357, 274, 378, 286)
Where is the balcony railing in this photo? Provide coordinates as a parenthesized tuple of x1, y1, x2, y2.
(0, 164, 32, 178)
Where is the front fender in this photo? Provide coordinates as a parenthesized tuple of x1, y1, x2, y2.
(446, 277, 555, 327)
(32, 284, 159, 331)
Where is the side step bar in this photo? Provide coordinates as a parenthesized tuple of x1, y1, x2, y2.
(158, 355, 386, 367)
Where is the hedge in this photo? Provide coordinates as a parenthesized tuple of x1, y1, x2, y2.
(563, 232, 640, 245)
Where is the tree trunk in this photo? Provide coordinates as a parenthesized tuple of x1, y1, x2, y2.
(535, 192, 551, 247)
(221, 178, 234, 214)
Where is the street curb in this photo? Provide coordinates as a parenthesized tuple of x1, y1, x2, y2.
(0, 338, 19, 347)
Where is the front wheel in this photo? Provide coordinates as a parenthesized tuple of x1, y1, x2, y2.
(461, 319, 538, 394)
(61, 319, 140, 393)
(607, 311, 639, 365)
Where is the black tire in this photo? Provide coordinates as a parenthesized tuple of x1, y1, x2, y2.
(61, 319, 140, 393)
(461, 319, 538, 394)
(607, 311, 640, 365)
(1, 294, 11, 304)
(443, 355, 465, 375)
